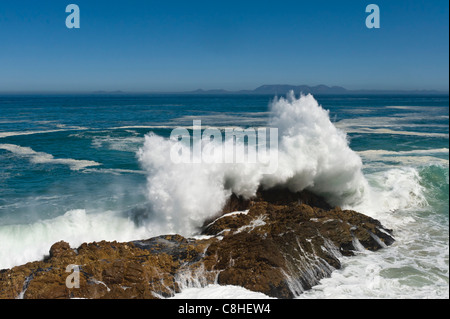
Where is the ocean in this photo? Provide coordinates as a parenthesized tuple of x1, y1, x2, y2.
(0, 93, 448, 299)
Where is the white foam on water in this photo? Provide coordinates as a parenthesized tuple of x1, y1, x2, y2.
(137, 92, 368, 236)
(357, 149, 449, 168)
(1, 93, 447, 299)
(0, 130, 67, 139)
(358, 148, 449, 156)
(384, 105, 449, 111)
(82, 168, 146, 175)
(169, 284, 275, 299)
(343, 166, 434, 226)
(91, 136, 145, 152)
(297, 223, 449, 299)
(0, 143, 101, 170)
(0, 209, 155, 269)
(296, 165, 449, 299)
(340, 127, 448, 138)
(336, 114, 449, 138)
(0, 125, 88, 139)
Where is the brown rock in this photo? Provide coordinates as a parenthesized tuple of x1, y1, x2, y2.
(49, 241, 76, 259)
(200, 197, 394, 298)
(0, 188, 394, 299)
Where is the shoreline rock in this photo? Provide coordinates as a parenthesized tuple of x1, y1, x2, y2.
(0, 189, 394, 299)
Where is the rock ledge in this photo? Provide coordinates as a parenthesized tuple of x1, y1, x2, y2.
(0, 189, 394, 299)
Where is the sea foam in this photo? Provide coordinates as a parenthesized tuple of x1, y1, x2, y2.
(0, 209, 150, 269)
(0, 144, 100, 171)
(0, 93, 442, 278)
(137, 92, 368, 236)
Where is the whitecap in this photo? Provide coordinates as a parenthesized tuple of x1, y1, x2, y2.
(0, 143, 101, 170)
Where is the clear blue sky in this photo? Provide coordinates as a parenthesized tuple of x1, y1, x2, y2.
(0, 0, 448, 92)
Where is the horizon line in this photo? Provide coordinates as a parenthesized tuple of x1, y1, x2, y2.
(0, 84, 448, 95)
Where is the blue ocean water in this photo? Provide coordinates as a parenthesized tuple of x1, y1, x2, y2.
(0, 93, 448, 298)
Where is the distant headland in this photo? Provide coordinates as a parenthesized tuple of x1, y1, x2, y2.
(181, 84, 448, 95)
(88, 85, 448, 95)
(1, 85, 447, 95)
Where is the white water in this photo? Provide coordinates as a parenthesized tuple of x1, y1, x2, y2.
(0, 143, 100, 170)
(0, 209, 153, 269)
(170, 285, 276, 299)
(0, 93, 447, 300)
(289, 163, 449, 299)
(137, 92, 367, 236)
(298, 204, 449, 298)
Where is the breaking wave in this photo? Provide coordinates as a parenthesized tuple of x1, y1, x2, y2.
(137, 92, 369, 236)
(1, 92, 443, 276)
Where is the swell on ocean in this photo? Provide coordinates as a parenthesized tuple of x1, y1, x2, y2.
(0, 92, 448, 299)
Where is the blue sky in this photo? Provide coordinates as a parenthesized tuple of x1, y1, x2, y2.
(0, 0, 448, 92)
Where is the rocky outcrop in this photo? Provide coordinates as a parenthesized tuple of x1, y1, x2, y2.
(0, 189, 394, 299)
(202, 200, 394, 297)
(0, 236, 213, 299)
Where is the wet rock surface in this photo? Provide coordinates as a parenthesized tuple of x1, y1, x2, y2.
(0, 189, 394, 299)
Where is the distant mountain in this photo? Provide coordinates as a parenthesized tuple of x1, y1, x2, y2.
(182, 85, 446, 95)
(1, 86, 446, 96)
(91, 90, 125, 94)
(251, 84, 348, 95)
(189, 89, 231, 94)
